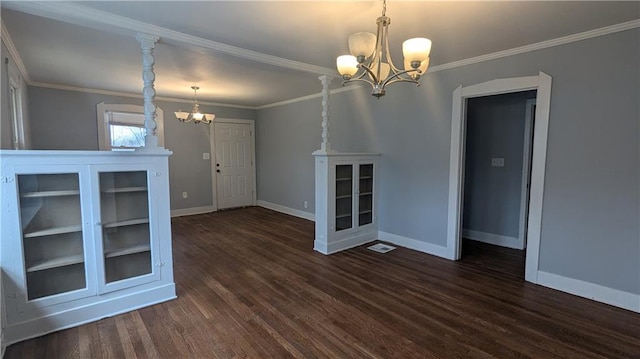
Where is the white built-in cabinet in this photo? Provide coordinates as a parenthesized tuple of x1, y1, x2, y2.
(314, 153, 379, 254)
(0, 150, 176, 345)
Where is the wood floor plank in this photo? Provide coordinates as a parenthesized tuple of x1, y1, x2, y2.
(5, 207, 640, 358)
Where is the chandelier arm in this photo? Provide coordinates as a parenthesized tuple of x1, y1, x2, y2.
(381, 69, 421, 87)
(341, 77, 376, 90)
(358, 64, 381, 83)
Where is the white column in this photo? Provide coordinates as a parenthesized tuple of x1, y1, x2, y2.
(317, 75, 335, 154)
(136, 33, 160, 149)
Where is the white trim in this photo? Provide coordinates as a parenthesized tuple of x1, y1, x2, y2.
(4, 284, 176, 345)
(519, 99, 536, 250)
(537, 271, 640, 313)
(31, 82, 255, 110)
(211, 118, 257, 211)
(427, 19, 640, 74)
(378, 231, 449, 259)
(256, 86, 360, 110)
(0, 20, 31, 83)
(170, 205, 216, 218)
(462, 229, 521, 250)
(257, 200, 315, 222)
(447, 73, 553, 286)
(314, 230, 377, 255)
(524, 73, 552, 283)
(1, 1, 335, 77)
(446, 85, 464, 260)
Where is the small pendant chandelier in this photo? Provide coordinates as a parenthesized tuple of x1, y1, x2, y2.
(336, 0, 432, 98)
(174, 86, 215, 124)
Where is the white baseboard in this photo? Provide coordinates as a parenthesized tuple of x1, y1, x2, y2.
(314, 230, 377, 255)
(5, 284, 176, 345)
(170, 205, 216, 217)
(378, 231, 449, 259)
(258, 200, 315, 221)
(537, 271, 640, 313)
(463, 228, 521, 249)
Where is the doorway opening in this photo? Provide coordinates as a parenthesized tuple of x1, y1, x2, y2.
(447, 73, 552, 284)
(460, 91, 537, 276)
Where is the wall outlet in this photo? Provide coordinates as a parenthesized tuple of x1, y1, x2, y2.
(491, 158, 505, 167)
(303, 201, 308, 209)
(182, 191, 188, 198)
(203, 153, 210, 160)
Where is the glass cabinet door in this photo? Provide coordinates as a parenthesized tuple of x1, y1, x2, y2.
(358, 164, 374, 226)
(99, 171, 152, 286)
(335, 165, 353, 231)
(17, 173, 87, 300)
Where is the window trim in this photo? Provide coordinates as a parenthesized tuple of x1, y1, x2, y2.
(96, 102, 164, 150)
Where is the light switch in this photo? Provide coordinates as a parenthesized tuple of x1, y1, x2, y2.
(491, 158, 505, 167)
(203, 153, 210, 160)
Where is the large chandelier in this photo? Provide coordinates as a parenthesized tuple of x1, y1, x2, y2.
(175, 86, 215, 124)
(336, 0, 432, 98)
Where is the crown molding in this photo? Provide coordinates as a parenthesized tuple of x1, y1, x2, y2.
(0, 19, 31, 83)
(256, 86, 361, 110)
(29, 82, 258, 110)
(1, 1, 336, 76)
(428, 19, 640, 74)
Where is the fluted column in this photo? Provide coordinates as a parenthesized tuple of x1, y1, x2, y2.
(136, 33, 160, 148)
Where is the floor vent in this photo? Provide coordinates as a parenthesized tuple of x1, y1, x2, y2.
(367, 243, 397, 253)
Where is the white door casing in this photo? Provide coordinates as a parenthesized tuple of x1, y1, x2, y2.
(518, 99, 537, 249)
(210, 119, 256, 210)
(447, 72, 552, 284)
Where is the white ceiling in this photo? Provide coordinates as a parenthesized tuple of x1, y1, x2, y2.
(2, 1, 639, 108)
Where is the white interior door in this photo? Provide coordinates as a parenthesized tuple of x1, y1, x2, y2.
(214, 121, 254, 210)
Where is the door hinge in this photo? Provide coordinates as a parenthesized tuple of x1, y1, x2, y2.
(155, 261, 165, 267)
(1, 176, 14, 183)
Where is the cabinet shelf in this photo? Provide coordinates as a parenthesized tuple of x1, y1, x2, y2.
(336, 177, 352, 181)
(21, 190, 80, 198)
(27, 253, 84, 272)
(24, 224, 83, 238)
(336, 213, 352, 219)
(105, 243, 151, 258)
(359, 192, 373, 196)
(359, 210, 373, 215)
(103, 218, 149, 229)
(336, 194, 352, 199)
(101, 186, 148, 194)
(360, 176, 373, 180)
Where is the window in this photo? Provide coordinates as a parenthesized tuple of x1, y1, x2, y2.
(9, 84, 22, 149)
(96, 102, 164, 150)
(108, 112, 146, 150)
(8, 66, 25, 149)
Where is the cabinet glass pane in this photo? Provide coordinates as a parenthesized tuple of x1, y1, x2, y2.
(359, 164, 374, 226)
(335, 165, 353, 231)
(100, 171, 152, 283)
(17, 173, 86, 300)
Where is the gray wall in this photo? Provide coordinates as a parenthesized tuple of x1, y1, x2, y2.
(27, 86, 256, 210)
(255, 29, 640, 295)
(463, 91, 536, 238)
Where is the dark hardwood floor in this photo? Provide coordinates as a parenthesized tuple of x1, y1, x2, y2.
(6, 207, 640, 358)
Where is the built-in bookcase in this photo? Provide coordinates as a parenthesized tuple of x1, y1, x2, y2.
(0, 150, 176, 345)
(314, 153, 379, 254)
